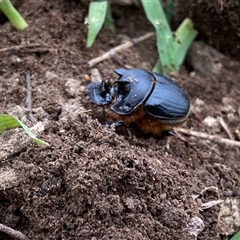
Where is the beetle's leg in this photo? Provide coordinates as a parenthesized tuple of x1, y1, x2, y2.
(102, 106, 106, 121)
(103, 121, 133, 139)
(167, 130, 202, 156)
(126, 127, 133, 138)
(103, 120, 124, 128)
(165, 130, 177, 137)
(166, 130, 189, 146)
(161, 130, 188, 150)
(111, 54, 126, 67)
(113, 120, 124, 127)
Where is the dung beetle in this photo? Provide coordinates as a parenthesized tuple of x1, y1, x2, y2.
(86, 69, 190, 136)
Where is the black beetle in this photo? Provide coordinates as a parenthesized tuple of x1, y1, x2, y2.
(86, 69, 190, 136)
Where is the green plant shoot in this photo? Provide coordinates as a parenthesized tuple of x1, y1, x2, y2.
(87, 1, 111, 47)
(230, 231, 240, 240)
(141, 0, 177, 76)
(103, 3, 114, 31)
(141, 0, 198, 76)
(0, 0, 28, 30)
(0, 114, 48, 146)
(160, 0, 174, 24)
(174, 18, 198, 66)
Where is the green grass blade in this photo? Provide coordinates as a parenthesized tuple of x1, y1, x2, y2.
(87, 1, 108, 48)
(141, 0, 177, 76)
(0, 0, 28, 30)
(230, 231, 240, 240)
(103, 3, 114, 31)
(174, 18, 198, 66)
(161, 0, 174, 24)
(0, 114, 19, 132)
(153, 59, 162, 73)
(0, 114, 48, 146)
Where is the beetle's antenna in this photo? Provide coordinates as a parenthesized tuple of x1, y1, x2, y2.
(102, 106, 106, 121)
(100, 75, 108, 92)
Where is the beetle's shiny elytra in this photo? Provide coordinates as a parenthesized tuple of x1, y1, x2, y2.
(86, 69, 190, 136)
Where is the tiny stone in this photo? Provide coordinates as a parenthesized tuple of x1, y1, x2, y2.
(186, 216, 205, 237)
(227, 113, 235, 123)
(65, 78, 81, 97)
(9, 55, 22, 64)
(202, 116, 218, 128)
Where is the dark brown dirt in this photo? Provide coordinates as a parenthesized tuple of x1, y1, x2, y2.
(174, 0, 240, 62)
(0, 1, 240, 240)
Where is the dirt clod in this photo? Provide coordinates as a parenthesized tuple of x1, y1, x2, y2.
(0, 1, 240, 239)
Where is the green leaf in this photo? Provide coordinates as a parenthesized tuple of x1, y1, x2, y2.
(141, 0, 177, 76)
(174, 18, 198, 66)
(0, 0, 28, 30)
(0, 114, 48, 146)
(103, 3, 114, 31)
(87, 1, 108, 48)
(153, 59, 163, 73)
(230, 231, 240, 240)
(161, 0, 174, 24)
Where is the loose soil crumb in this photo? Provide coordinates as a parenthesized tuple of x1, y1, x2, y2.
(0, 1, 240, 240)
(174, 0, 240, 62)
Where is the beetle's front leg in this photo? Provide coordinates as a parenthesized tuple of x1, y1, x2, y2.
(103, 120, 133, 138)
(103, 120, 124, 128)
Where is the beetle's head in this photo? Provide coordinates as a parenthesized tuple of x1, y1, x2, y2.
(111, 68, 154, 115)
(86, 80, 113, 106)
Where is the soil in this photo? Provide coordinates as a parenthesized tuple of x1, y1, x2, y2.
(0, 1, 240, 240)
(174, 0, 240, 62)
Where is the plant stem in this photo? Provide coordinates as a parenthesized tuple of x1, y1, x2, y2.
(0, 0, 28, 30)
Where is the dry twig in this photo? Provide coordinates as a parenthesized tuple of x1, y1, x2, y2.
(201, 199, 224, 210)
(218, 116, 234, 140)
(177, 128, 240, 147)
(0, 223, 30, 240)
(193, 186, 219, 200)
(88, 32, 154, 67)
(25, 71, 36, 123)
(0, 43, 41, 53)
